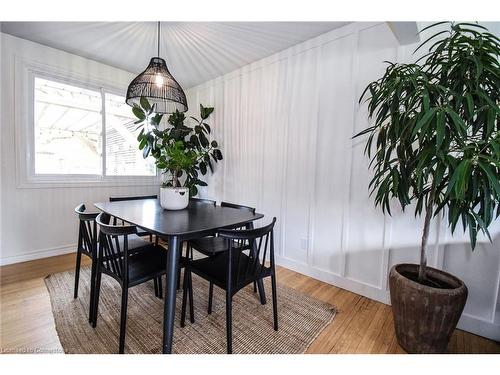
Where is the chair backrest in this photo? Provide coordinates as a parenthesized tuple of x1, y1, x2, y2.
(218, 218, 277, 289)
(96, 212, 137, 281)
(190, 197, 216, 206)
(220, 202, 256, 231)
(221, 201, 256, 214)
(74, 204, 99, 257)
(109, 195, 157, 202)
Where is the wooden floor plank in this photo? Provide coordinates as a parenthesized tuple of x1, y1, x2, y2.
(1, 253, 498, 354)
(329, 297, 373, 353)
(370, 306, 395, 353)
(354, 302, 388, 353)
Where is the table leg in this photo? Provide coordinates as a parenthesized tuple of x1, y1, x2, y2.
(246, 222, 267, 305)
(162, 235, 180, 354)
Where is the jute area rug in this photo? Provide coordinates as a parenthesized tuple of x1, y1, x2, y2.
(44, 266, 336, 354)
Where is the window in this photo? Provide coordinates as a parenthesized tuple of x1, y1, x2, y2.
(32, 76, 156, 180)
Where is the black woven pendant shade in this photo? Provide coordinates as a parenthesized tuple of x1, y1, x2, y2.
(126, 57, 187, 113)
(126, 22, 188, 114)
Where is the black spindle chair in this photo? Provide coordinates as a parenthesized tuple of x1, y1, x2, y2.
(109, 195, 163, 294)
(109, 194, 158, 202)
(74, 204, 99, 323)
(190, 197, 217, 205)
(74, 204, 166, 327)
(187, 201, 259, 314)
(188, 201, 256, 257)
(176, 197, 218, 292)
(92, 212, 187, 353)
(181, 218, 278, 354)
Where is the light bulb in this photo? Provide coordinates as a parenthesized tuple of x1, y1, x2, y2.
(154, 74, 164, 87)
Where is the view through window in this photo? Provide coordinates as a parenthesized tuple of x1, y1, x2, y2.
(33, 77, 156, 177)
(34, 78, 102, 175)
(105, 93, 156, 176)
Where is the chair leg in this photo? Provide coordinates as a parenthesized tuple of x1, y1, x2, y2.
(177, 267, 182, 290)
(257, 279, 267, 305)
(119, 287, 129, 354)
(157, 276, 163, 299)
(226, 292, 233, 354)
(88, 257, 97, 324)
(92, 269, 102, 328)
(271, 274, 278, 331)
(73, 250, 82, 299)
(253, 281, 257, 294)
(180, 269, 189, 327)
(188, 271, 194, 323)
(153, 278, 159, 297)
(208, 282, 214, 314)
(177, 242, 189, 290)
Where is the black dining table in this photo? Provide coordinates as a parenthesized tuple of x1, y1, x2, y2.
(94, 198, 265, 353)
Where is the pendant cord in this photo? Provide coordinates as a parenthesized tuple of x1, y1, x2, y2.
(157, 21, 160, 57)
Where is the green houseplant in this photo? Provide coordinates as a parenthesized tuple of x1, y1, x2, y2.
(132, 97, 223, 209)
(354, 22, 499, 353)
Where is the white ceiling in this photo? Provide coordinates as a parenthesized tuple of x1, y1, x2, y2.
(1, 22, 350, 88)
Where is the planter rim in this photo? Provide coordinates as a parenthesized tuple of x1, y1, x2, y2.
(160, 186, 188, 190)
(391, 263, 466, 294)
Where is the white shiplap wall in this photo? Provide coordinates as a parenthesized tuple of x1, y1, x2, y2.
(0, 33, 159, 265)
(0, 23, 498, 341)
(185, 22, 500, 340)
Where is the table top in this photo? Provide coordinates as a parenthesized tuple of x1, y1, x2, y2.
(94, 199, 264, 239)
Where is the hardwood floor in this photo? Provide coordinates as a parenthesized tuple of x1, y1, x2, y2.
(1, 253, 499, 354)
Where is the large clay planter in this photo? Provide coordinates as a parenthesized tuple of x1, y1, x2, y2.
(389, 263, 468, 353)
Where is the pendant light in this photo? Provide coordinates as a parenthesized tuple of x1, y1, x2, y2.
(126, 21, 188, 113)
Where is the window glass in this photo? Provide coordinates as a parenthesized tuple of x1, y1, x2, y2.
(34, 77, 102, 175)
(104, 93, 156, 176)
(33, 77, 156, 178)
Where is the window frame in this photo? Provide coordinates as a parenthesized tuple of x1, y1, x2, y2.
(15, 57, 159, 188)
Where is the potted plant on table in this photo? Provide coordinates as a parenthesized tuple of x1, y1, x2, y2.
(354, 22, 499, 353)
(132, 97, 223, 210)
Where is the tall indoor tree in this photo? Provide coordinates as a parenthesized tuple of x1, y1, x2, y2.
(353, 21, 499, 353)
(355, 22, 500, 283)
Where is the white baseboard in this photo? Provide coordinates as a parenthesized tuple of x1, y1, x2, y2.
(276, 255, 391, 304)
(458, 313, 500, 341)
(276, 255, 500, 342)
(0, 244, 76, 266)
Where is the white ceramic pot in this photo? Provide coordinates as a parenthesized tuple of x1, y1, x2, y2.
(160, 187, 189, 210)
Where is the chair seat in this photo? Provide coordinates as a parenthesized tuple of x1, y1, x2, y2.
(136, 229, 154, 239)
(100, 244, 167, 286)
(124, 234, 153, 251)
(127, 245, 168, 286)
(83, 234, 153, 258)
(188, 252, 271, 293)
(189, 237, 243, 256)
